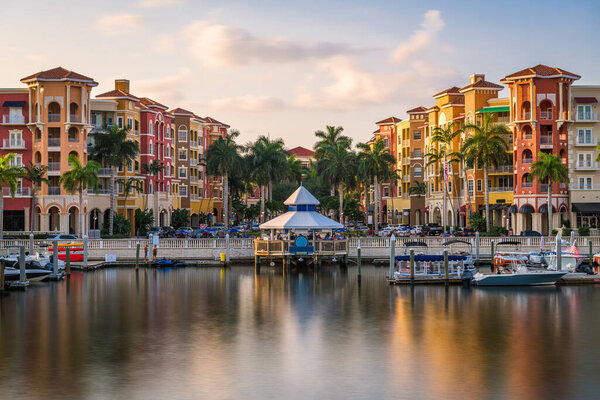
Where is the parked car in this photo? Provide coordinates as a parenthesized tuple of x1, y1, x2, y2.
(147, 227, 161, 238)
(47, 234, 78, 241)
(422, 223, 443, 236)
(520, 230, 542, 237)
(410, 225, 423, 235)
(175, 227, 193, 238)
(456, 228, 475, 237)
(160, 227, 176, 238)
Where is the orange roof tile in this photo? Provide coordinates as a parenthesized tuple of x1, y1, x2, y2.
(433, 86, 462, 97)
(502, 64, 581, 80)
(140, 97, 168, 110)
(96, 89, 140, 101)
(21, 67, 97, 85)
(287, 146, 314, 157)
(406, 106, 427, 113)
(376, 116, 401, 125)
(459, 80, 503, 91)
(169, 107, 194, 116)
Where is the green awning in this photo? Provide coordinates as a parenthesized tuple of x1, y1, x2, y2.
(476, 106, 510, 114)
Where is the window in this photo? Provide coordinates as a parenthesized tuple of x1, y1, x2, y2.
(107, 117, 113, 126)
(468, 180, 474, 196)
(447, 180, 452, 193)
(166, 125, 171, 138)
(578, 105, 592, 121)
(149, 123, 154, 135)
(127, 118, 133, 130)
(9, 131, 23, 147)
(179, 185, 188, 197)
(117, 181, 124, 194)
(477, 179, 482, 192)
(414, 149, 422, 158)
(179, 149, 187, 160)
(579, 177, 593, 190)
(430, 183, 434, 193)
(384, 187, 390, 197)
(91, 113, 98, 126)
(413, 130, 422, 140)
(578, 153, 593, 168)
(149, 142, 153, 155)
(179, 167, 187, 179)
(127, 160, 133, 173)
(178, 127, 188, 142)
(135, 120, 139, 134)
(9, 154, 22, 167)
(383, 138, 390, 148)
(578, 129, 593, 144)
(148, 183, 153, 194)
(15, 179, 22, 196)
(117, 117, 123, 128)
(414, 167, 422, 177)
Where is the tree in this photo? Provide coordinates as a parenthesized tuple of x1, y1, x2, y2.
(22, 161, 48, 234)
(314, 125, 352, 196)
(286, 154, 307, 184)
(59, 154, 100, 237)
(408, 181, 427, 196)
(0, 154, 25, 239)
(357, 138, 396, 232)
(134, 208, 154, 236)
(461, 114, 511, 232)
(317, 140, 355, 224)
(205, 129, 242, 229)
(122, 177, 144, 215)
(528, 152, 569, 235)
(171, 208, 190, 229)
(142, 160, 164, 214)
(90, 125, 139, 235)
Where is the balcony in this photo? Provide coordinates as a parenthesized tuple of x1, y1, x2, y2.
(489, 165, 513, 173)
(48, 114, 61, 123)
(570, 184, 600, 190)
(2, 139, 25, 149)
(88, 188, 111, 195)
(97, 168, 112, 177)
(48, 138, 61, 147)
(489, 186, 513, 192)
(48, 186, 61, 195)
(576, 112, 598, 122)
(522, 111, 531, 120)
(70, 114, 79, 123)
(522, 158, 533, 164)
(68, 136, 79, 142)
(576, 161, 600, 170)
(522, 182, 534, 188)
(576, 137, 598, 146)
(2, 115, 25, 124)
(539, 110, 553, 120)
(48, 162, 61, 172)
(540, 184, 549, 193)
(2, 187, 31, 197)
(540, 135, 552, 145)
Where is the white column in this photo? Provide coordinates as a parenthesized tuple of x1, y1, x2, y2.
(28, 89, 32, 123)
(36, 86, 41, 123)
(66, 85, 71, 123)
(558, 81, 564, 120)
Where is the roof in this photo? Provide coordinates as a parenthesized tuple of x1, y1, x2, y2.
(433, 86, 462, 98)
(449, 97, 465, 106)
(459, 80, 503, 92)
(258, 210, 343, 230)
(140, 97, 168, 110)
(21, 67, 97, 85)
(376, 116, 401, 125)
(287, 146, 314, 157)
(452, 113, 465, 120)
(205, 116, 230, 128)
(476, 105, 510, 114)
(406, 106, 427, 114)
(169, 107, 194, 116)
(572, 203, 600, 213)
(502, 64, 581, 81)
(284, 186, 319, 205)
(96, 89, 140, 101)
(574, 97, 598, 104)
(192, 114, 207, 122)
(426, 105, 439, 112)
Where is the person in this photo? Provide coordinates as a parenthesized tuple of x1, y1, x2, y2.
(144, 244, 148, 262)
(152, 245, 157, 261)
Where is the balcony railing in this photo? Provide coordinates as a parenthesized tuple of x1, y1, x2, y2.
(48, 186, 61, 195)
(2, 115, 25, 124)
(97, 168, 112, 176)
(48, 114, 61, 122)
(576, 162, 599, 170)
(539, 110, 552, 120)
(70, 114, 79, 123)
(489, 165, 512, 173)
(541, 184, 549, 193)
(48, 162, 61, 171)
(576, 112, 598, 121)
(2, 187, 31, 197)
(540, 136, 552, 145)
(48, 138, 60, 147)
(570, 184, 600, 190)
(489, 186, 513, 192)
(522, 158, 533, 164)
(576, 137, 598, 146)
(68, 136, 79, 142)
(522, 111, 531, 120)
(88, 188, 111, 195)
(522, 182, 534, 188)
(2, 139, 25, 148)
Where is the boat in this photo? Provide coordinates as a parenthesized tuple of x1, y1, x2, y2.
(3, 267, 53, 282)
(473, 265, 568, 286)
(152, 258, 185, 268)
(1, 252, 64, 271)
(442, 239, 474, 268)
(492, 241, 529, 272)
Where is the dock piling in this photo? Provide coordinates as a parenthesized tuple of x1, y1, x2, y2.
(16, 246, 28, 288)
(357, 239, 362, 285)
(0, 259, 5, 292)
(475, 231, 480, 265)
(53, 240, 59, 275)
(409, 249, 415, 285)
(589, 240, 593, 266)
(65, 247, 71, 277)
(443, 249, 449, 287)
(556, 233, 562, 271)
(29, 233, 34, 256)
(389, 234, 396, 279)
(490, 240, 495, 264)
(255, 255, 260, 273)
(136, 242, 140, 271)
(83, 235, 88, 269)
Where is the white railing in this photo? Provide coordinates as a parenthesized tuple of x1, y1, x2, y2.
(2, 115, 25, 124)
(540, 136, 552, 145)
(489, 186, 512, 192)
(97, 168, 112, 176)
(48, 186, 61, 195)
(48, 162, 61, 171)
(576, 137, 598, 146)
(576, 112, 598, 121)
(2, 139, 25, 148)
(48, 138, 60, 147)
(89, 188, 111, 195)
(576, 162, 599, 170)
(2, 187, 31, 196)
(489, 165, 512, 173)
(522, 158, 533, 164)
(539, 110, 552, 120)
(570, 184, 600, 190)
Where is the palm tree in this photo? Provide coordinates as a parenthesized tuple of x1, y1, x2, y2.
(122, 177, 144, 215)
(461, 114, 511, 232)
(142, 160, 165, 215)
(317, 140, 355, 223)
(22, 162, 49, 234)
(314, 125, 351, 195)
(90, 125, 139, 235)
(357, 138, 396, 232)
(0, 154, 25, 240)
(286, 154, 307, 185)
(408, 181, 427, 196)
(205, 129, 242, 229)
(60, 154, 100, 237)
(528, 152, 569, 235)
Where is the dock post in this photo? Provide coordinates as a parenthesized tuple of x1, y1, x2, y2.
(53, 240, 59, 275)
(357, 239, 362, 285)
(225, 234, 230, 264)
(490, 240, 495, 266)
(17, 246, 28, 288)
(444, 249, 449, 287)
(589, 240, 593, 267)
(409, 249, 415, 285)
(0, 259, 5, 292)
(29, 233, 34, 256)
(136, 241, 140, 270)
(556, 233, 562, 271)
(83, 235, 88, 269)
(389, 234, 396, 279)
(475, 231, 480, 265)
(65, 247, 71, 277)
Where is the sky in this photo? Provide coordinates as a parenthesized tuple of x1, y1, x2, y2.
(1, 0, 599, 148)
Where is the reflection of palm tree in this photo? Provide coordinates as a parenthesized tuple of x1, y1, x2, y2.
(60, 154, 100, 237)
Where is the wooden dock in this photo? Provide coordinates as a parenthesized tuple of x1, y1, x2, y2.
(388, 274, 600, 285)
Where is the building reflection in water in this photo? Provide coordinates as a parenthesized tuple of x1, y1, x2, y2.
(0, 266, 598, 399)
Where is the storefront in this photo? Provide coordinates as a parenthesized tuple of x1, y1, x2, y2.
(572, 203, 600, 228)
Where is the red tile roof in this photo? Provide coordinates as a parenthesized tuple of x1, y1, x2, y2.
(96, 89, 140, 101)
(406, 106, 427, 113)
(169, 107, 194, 116)
(449, 97, 465, 106)
(205, 116, 230, 127)
(287, 146, 314, 157)
(502, 64, 581, 80)
(376, 116, 401, 125)
(426, 105, 439, 111)
(574, 97, 597, 104)
(459, 80, 503, 91)
(140, 97, 168, 110)
(192, 114, 207, 122)
(433, 86, 462, 97)
(21, 67, 97, 85)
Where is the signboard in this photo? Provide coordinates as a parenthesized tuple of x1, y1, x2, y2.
(105, 254, 117, 262)
(368, 215, 373, 224)
(152, 235, 159, 246)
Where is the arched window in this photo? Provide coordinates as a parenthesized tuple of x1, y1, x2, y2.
(70, 102, 79, 122)
(522, 149, 533, 164)
(539, 99, 553, 120)
(522, 173, 532, 188)
(178, 126, 188, 142)
(521, 101, 531, 120)
(521, 125, 532, 140)
(68, 126, 79, 142)
(48, 102, 60, 122)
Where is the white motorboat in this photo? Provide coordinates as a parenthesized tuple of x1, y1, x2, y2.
(473, 265, 567, 286)
(3, 267, 53, 282)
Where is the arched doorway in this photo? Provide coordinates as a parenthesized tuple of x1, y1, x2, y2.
(68, 206, 78, 235)
(90, 208, 101, 230)
(433, 207, 441, 225)
(414, 209, 422, 225)
(48, 206, 60, 232)
(160, 209, 167, 227)
(190, 213, 199, 227)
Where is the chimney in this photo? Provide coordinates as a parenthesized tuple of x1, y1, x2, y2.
(115, 79, 130, 93)
(470, 74, 485, 84)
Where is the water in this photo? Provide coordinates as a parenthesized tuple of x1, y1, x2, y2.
(1, 266, 600, 400)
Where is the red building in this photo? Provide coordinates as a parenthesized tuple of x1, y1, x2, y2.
(0, 89, 31, 231)
(501, 65, 580, 234)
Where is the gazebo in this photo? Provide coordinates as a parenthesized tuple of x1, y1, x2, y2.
(255, 185, 348, 268)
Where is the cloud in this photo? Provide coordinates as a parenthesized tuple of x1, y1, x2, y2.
(391, 10, 445, 63)
(134, 68, 192, 105)
(211, 95, 286, 112)
(95, 14, 142, 36)
(183, 21, 363, 67)
(136, 0, 184, 7)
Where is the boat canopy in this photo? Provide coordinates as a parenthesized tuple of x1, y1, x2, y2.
(443, 239, 472, 246)
(497, 241, 521, 246)
(404, 241, 428, 247)
(396, 254, 468, 261)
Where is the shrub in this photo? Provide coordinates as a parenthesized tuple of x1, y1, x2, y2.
(171, 208, 190, 229)
(562, 227, 573, 236)
(102, 213, 131, 236)
(469, 212, 486, 232)
(579, 225, 590, 236)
